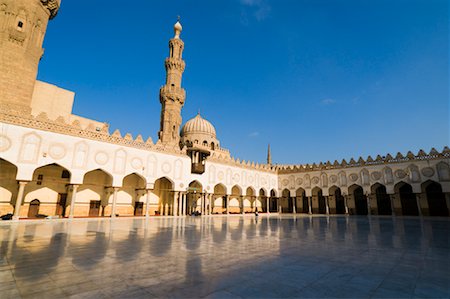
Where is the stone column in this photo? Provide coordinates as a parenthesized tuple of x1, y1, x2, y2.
(111, 187, 119, 217)
(13, 181, 28, 220)
(416, 194, 423, 216)
(308, 197, 312, 215)
(226, 195, 230, 215)
(344, 195, 349, 215)
(445, 193, 450, 216)
(388, 194, 396, 216)
(266, 196, 270, 214)
(293, 197, 297, 214)
(241, 196, 245, 215)
(173, 192, 179, 216)
(208, 194, 212, 215)
(69, 184, 79, 218)
(366, 194, 372, 216)
(145, 189, 152, 218)
(325, 196, 330, 215)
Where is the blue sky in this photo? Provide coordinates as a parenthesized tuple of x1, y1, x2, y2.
(38, 0, 449, 165)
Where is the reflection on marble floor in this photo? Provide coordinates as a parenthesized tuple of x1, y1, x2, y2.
(0, 215, 449, 298)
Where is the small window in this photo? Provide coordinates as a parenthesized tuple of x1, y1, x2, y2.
(61, 170, 70, 179)
(18, 21, 23, 28)
(171, 84, 175, 87)
(37, 174, 43, 185)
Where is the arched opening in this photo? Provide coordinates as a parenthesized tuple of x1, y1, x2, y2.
(213, 184, 227, 214)
(211, 142, 215, 150)
(154, 177, 174, 216)
(395, 182, 418, 216)
(329, 186, 345, 214)
(0, 158, 18, 215)
(245, 187, 256, 213)
(187, 180, 203, 215)
(80, 169, 113, 217)
(312, 187, 326, 214)
(259, 188, 268, 213)
(122, 173, 146, 216)
(230, 185, 242, 214)
(349, 185, 367, 215)
(296, 188, 306, 214)
(28, 199, 40, 218)
(269, 189, 278, 212)
(422, 181, 448, 217)
(27, 164, 71, 218)
(371, 183, 391, 215)
(281, 189, 293, 213)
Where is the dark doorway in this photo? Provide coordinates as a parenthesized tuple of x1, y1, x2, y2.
(334, 188, 346, 214)
(302, 197, 309, 213)
(354, 186, 368, 215)
(425, 182, 448, 216)
(398, 184, 419, 216)
(56, 193, 67, 217)
(89, 200, 101, 216)
(287, 197, 293, 213)
(374, 185, 392, 215)
(134, 202, 144, 216)
(318, 191, 326, 214)
(270, 198, 277, 212)
(28, 199, 40, 218)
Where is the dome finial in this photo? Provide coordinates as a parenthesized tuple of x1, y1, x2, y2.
(174, 16, 182, 39)
(198, 109, 201, 116)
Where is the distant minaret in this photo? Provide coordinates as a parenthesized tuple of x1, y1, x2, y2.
(267, 144, 272, 165)
(158, 18, 186, 145)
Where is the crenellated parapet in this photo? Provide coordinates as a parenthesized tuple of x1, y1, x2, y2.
(40, 0, 60, 19)
(0, 110, 186, 157)
(208, 151, 276, 173)
(276, 148, 450, 174)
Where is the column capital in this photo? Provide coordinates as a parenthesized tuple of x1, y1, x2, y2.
(18, 181, 29, 186)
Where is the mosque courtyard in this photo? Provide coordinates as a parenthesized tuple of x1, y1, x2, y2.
(0, 215, 448, 299)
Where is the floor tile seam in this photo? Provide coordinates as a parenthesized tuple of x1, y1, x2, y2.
(367, 248, 409, 298)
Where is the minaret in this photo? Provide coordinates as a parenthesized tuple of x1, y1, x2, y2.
(0, 0, 60, 112)
(267, 144, 272, 165)
(158, 18, 186, 145)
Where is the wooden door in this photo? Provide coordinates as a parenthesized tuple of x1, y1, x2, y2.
(134, 202, 144, 216)
(28, 199, 40, 218)
(89, 200, 101, 216)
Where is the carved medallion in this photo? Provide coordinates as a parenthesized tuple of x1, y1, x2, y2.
(95, 151, 109, 165)
(233, 174, 240, 182)
(179, 183, 184, 188)
(395, 169, 407, 179)
(49, 143, 66, 160)
(131, 157, 143, 170)
(162, 162, 172, 174)
(421, 167, 434, 177)
(349, 173, 358, 182)
(296, 178, 303, 185)
(0, 135, 11, 152)
(311, 177, 320, 184)
(329, 175, 337, 184)
(282, 179, 289, 186)
(371, 171, 382, 180)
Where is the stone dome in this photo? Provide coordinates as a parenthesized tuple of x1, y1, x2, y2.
(180, 113, 219, 151)
(181, 113, 216, 138)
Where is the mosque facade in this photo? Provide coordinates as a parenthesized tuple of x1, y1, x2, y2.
(0, 0, 449, 220)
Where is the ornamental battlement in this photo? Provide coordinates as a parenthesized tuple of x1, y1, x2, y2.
(276, 147, 450, 174)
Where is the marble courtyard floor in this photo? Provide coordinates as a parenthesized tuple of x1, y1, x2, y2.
(0, 215, 449, 299)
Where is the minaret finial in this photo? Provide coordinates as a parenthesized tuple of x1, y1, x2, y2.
(177, 15, 181, 22)
(198, 109, 200, 115)
(174, 17, 182, 39)
(267, 144, 272, 165)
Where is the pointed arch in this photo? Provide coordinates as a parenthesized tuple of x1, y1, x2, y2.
(0, 158, 18, 210)
(371, 183, 391, 215)
(394, 181, 418, 216)
(421, 180, 448, 216)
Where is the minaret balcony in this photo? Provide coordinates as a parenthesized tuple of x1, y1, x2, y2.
(160, 85, 186, 98)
